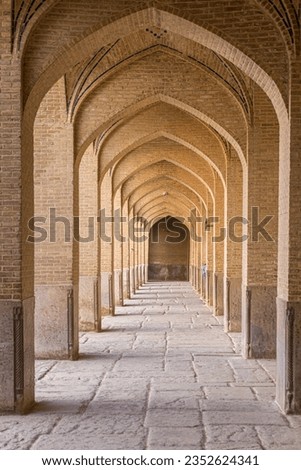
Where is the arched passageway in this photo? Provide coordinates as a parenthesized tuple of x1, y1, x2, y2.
(148, 217, 190, 281)
(2, 282, 301, 449)
(0, 1, 301, 431)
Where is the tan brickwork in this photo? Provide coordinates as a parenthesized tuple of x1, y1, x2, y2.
(1, 0, 301, 415)
(79, 143, 98, 277)
(34, 77, 73, 286)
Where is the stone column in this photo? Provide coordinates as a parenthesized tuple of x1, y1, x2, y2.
(34, 78, 76, 359)
(206, 195, 215, 306)
(121, 201, 130, 301)
(242, 86, 278, 359)
(0, 3, 34, 411)
(143, 222, 149, 282)
(128, 207, 135, 296)
(78, 144, 98, 331)
(113, 188, 123, 312)
(224, 148, 243, 332)
(276, 58, 301, 414)
(99, 171, 113, 317)
(195, 204, 204, 296)
(213, 173, 225, 316)
(201, 203, 207, 299)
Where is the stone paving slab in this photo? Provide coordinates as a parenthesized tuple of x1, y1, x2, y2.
(205, 425, 262, 450)
(256, 425, 301, 449)
(145, 408, 201, 427)
(147, 426, 204, 449)
(202, 410, 287, 426)
(204, 386, 255, 400)
(31, 433, 147, 450)
(0, 416, 59, 450)
(252, 386, 276, 402)
(148, 390, 200, 409)
(1, 281, 300, 450)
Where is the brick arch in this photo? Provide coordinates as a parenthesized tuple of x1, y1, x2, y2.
(74, 51, 247, 158)
(127, 176, 207, 216)
(76, 94, 246, 171)
(20, 1, 295, 61)
(137, 194, 195, 221)
(101, 130, 226, 188)
(122, 162, 214, 208)
(23, 6, 288, 130)
(142, 204, 192, 227)
(115, 159, 215, 204)
(98, 102, 228, 179)
(147, 212, 193, 231)
(111, 138, 220, 195)
(131, 182, 200, 214)
(69, 45, 251, 125)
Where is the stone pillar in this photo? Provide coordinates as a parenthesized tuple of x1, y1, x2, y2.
(242, 86, 278, 359)
(113, 188, 123, 312)
(201, 203, 207, 299)
(224, 148, 243, 332)
(0, 4, 34, 411)
(190, 212, 199, 290)
(144, 224, 149, 284)
(34, 78, 76, 359)
(276, 58, 301, 414)
(122, 201, 130, 300)
(213, 174, 225, 316)
(128, 207, 135, 295)
(206, 195, 215, 306)
(99, 171, 113, 316)
(78, 144, 98, 331)
(196, 204, 203, 295)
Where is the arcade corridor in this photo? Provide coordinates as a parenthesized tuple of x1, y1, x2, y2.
(1, 283, 300, 450)
(1, 1, 301, 443)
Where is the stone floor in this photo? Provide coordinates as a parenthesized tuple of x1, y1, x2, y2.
(1, 281, 301, 450)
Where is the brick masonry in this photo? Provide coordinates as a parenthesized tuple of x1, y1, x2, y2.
(0, 1, 300, 416)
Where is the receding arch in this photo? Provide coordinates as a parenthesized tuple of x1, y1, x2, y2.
(104, 130, 226, 189)
(77, 94, 247, 172)
(137, 194, 195, 221)
(23, 6, 288, 128)
(133, 188, 199, 216)
(112, 141, 219, 201)
(125, 177, 208, 225)
(120, 161, 215, 209)
(69, 45, 252, 125)
(148, 215, 190, 282)
(98, 101, 228, 178)
(122, 174, 209, 214)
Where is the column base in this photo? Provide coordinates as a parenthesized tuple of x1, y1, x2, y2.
(129, 267, 135, 296)
(113, 269, 123, 312)
(35, 285, 78, 360)
(276, 298, 301, 414)
(214, 272, 224, 316)
(100, 272, 113, 317)
(207, 270, 214, 306)
(122, 268, 130, 301)
(224, 277, 242, 332)
(242, 284, 276, 359)
(0, 298, 35, 413)
(79, 276, 97, 331)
